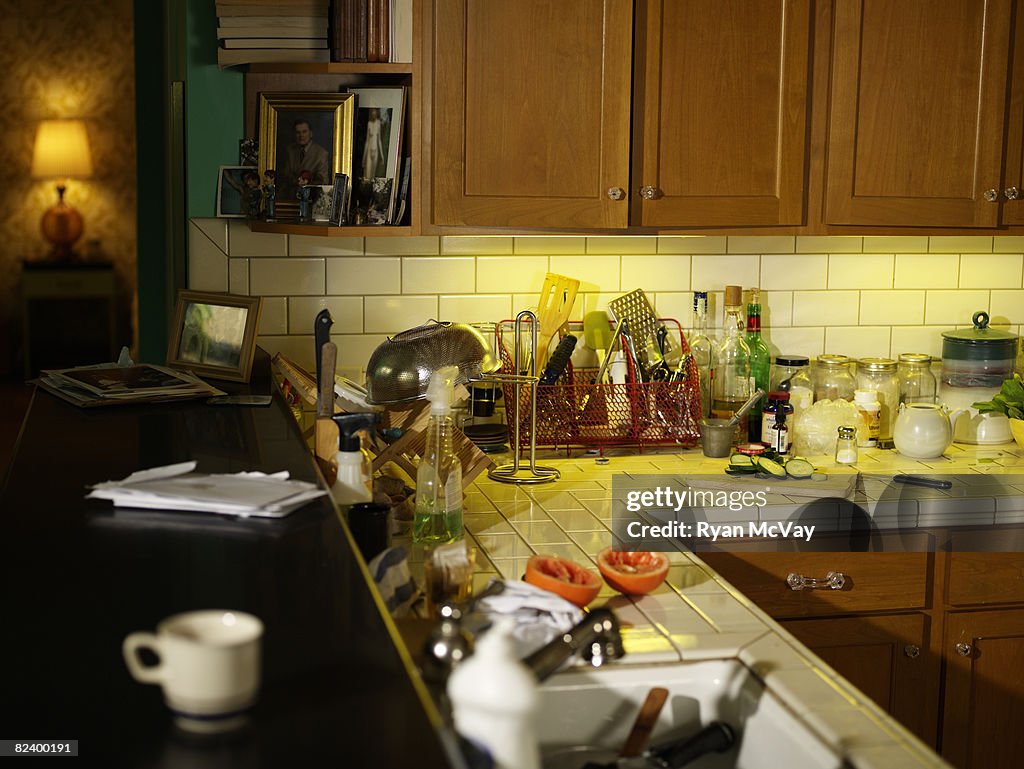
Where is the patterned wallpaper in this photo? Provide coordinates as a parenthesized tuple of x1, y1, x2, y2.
(0, 0, 136, 376)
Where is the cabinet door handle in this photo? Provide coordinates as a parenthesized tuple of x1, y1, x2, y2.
(607, 187, 626, 201)
(955, 642, 973, 657)
(1005, 186, 1020, 200)
(904, 644, 920, 658)
(786, 571, 845, 591)
(639, 186, 663, 200)
(983, 188, 1000, 202)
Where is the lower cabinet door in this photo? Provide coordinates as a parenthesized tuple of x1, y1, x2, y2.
(942, 608, 1024, 769)
(781, 613, 938, 748)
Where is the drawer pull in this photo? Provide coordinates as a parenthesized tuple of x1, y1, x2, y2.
(786, 571, 845, 591)
(955, 642, 973, 657)
(904, 644, 920, 659)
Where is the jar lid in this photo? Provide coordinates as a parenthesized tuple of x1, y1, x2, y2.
(766, 391, 790, 402)
(898, 353, 932, 365)
(838, 425, 857, 438)
(941, 311, 1018, 345)
(816, 354, 850, 368)
(774, 355, 809, 367)
(854, 389, 879, 404)
(857, 357, 897, 372)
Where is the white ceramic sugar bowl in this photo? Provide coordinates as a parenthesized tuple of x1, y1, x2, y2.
(892, 403, 966, 459)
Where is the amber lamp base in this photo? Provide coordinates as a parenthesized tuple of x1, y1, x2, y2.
(41, 184, 84, 260)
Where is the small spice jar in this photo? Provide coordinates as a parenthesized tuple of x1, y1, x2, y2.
(814, 354, 857, 402)
(897, 353, 937, 405)
(835, 425, 859, 465)
(761, 392, 793, 454)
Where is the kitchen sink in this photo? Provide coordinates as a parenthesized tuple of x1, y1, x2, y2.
(538, 660, 841, 769)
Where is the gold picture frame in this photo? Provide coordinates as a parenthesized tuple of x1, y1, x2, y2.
(258, 92, 355, 219)
(166, 291, 263, 383)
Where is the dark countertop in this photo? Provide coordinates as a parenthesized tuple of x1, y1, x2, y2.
(0, 387, 455, 768)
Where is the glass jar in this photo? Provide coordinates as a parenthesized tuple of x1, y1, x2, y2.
(772, 355, 813, 416)
(897, 353, 937, 405)
(856, 358, 899, 447)
(813, 354, 856, 402)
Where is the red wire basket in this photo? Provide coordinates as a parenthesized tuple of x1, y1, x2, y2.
(495, 318, 703, 452)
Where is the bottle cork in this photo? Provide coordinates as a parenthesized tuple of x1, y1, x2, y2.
(724, 285, 743, 306)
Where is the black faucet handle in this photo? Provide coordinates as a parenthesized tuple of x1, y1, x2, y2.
(580, 607, 625, 667)
(524, 606, 625, 682)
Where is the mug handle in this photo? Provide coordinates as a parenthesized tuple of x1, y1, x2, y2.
(122, 632, 164, 684)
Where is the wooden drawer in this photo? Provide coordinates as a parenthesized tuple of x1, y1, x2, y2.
(700, 549, 932, 618)
(944, 529, 1024, 607)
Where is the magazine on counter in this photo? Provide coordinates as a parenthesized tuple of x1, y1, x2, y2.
(37, 363, 223, 407)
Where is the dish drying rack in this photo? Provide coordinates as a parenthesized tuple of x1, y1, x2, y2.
(494, 317, 702, 453)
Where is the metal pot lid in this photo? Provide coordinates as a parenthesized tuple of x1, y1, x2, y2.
(941, 311, 1018, 345)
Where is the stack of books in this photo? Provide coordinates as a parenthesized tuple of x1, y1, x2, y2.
(217, 0, 330, 68)
(330, 0, 412, 63)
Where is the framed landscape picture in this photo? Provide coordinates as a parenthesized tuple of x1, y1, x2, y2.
(257, 92, 355, 219)
(167, 291, 263, 383)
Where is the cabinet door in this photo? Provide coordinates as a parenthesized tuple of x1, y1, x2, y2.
(634, 0, 811, 227)
(942, 608, 1024, 769)
(1003, 5, 1024, 224)
(782, 613, 938, 746)
(825, 0, 1013, 227)
(431, 0, 632, 227)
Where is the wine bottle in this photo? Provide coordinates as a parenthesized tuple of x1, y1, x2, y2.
(745, 288, 772, 442)
(712, 285, 752, 443)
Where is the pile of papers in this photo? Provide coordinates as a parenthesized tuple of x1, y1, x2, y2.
(87, 461, 327, 519)
(38, 363, 223, 408)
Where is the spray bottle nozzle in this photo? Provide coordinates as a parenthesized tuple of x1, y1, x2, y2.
(332, 412, 379, 452)
(426, 365, 460, 416)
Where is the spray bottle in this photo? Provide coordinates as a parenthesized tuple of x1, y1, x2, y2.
(413, 365, 463, 544)
(330, 413, 379, 505)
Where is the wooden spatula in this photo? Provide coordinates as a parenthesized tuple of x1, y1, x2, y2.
(535, 272, 580, 368)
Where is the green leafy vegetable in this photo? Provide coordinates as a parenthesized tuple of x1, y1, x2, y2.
(972, 374, 1024, 420)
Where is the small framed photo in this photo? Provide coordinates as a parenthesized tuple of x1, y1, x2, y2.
(349, 86, 406, 223)
(216, 166, 260, 218)
(167, 291, 263, 383)
(311, 185, 334, 221)
(329, 172, 350, 225)
(258, 92, 355, 219)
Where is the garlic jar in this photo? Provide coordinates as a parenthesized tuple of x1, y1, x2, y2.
(856, 358, 899, 448)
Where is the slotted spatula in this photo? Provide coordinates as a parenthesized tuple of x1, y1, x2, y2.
(535, 273, 580, 368)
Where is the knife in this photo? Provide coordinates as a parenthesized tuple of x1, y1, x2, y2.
(314, 308, 334, 396)
(315, 341, 339, 486)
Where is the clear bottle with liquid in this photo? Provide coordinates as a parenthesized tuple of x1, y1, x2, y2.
(413, 366, 464, 544)
(712, 285, 753, 441)
(688, 290, 715, 419)
(745, 288, 772, 442)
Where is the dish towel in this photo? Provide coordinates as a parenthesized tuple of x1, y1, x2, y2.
(368, 546, 420, 618)
(475, 580, 583, 658)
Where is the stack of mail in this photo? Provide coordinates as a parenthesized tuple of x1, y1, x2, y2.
(87, 461, 327, 519)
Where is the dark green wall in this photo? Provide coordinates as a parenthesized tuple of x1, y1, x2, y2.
(134, 0, 243, 362)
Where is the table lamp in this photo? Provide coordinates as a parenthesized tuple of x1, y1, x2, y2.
(31, 119, 93, 259)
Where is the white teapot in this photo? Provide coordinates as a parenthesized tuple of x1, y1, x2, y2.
(892, 403, 966, 459)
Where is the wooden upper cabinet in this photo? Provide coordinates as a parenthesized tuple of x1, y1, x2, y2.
(1003, 4, 1024, 225)
(430, 0, 633, 228)
(634, 0, 812, 227)
(825, 0, 1014, 227)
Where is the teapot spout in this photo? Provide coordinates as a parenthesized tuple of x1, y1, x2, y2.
(947, 407, 968, 433)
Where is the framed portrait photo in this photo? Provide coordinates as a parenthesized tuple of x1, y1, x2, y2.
(257, 92, 356, 219)
(216, 166, 260, 218)
(167, 291, 264, 383)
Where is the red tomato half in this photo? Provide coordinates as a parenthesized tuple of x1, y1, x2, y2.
(524, 555, 602, 608)
(597, 548, 670, 595)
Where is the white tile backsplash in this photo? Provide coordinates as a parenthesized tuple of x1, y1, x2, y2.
(760, 254, 828, 290)
(325, 257, 401, 295)
(621, 255, 691, 292)
(189, 225, 1024, 368)
(402, 256, 475, 294)
(250, 258, 325, 296)
(893, 253, 960, 288)
(364, 295, 438, 332)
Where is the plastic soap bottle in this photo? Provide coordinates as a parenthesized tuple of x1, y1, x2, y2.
(447, 620, 540, 769)
(413, 366, 464, 544)
(331, 413, 379, 505)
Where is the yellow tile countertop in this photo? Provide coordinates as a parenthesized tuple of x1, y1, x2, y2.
(398, 443, 1024, 769)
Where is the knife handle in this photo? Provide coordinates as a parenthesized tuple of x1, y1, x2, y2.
(318, 342, 337, 418)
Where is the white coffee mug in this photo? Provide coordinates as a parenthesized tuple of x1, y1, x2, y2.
(123, 610, 263, 733)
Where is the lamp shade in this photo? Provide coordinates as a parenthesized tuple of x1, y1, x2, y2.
(31, 119, 93, 179)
